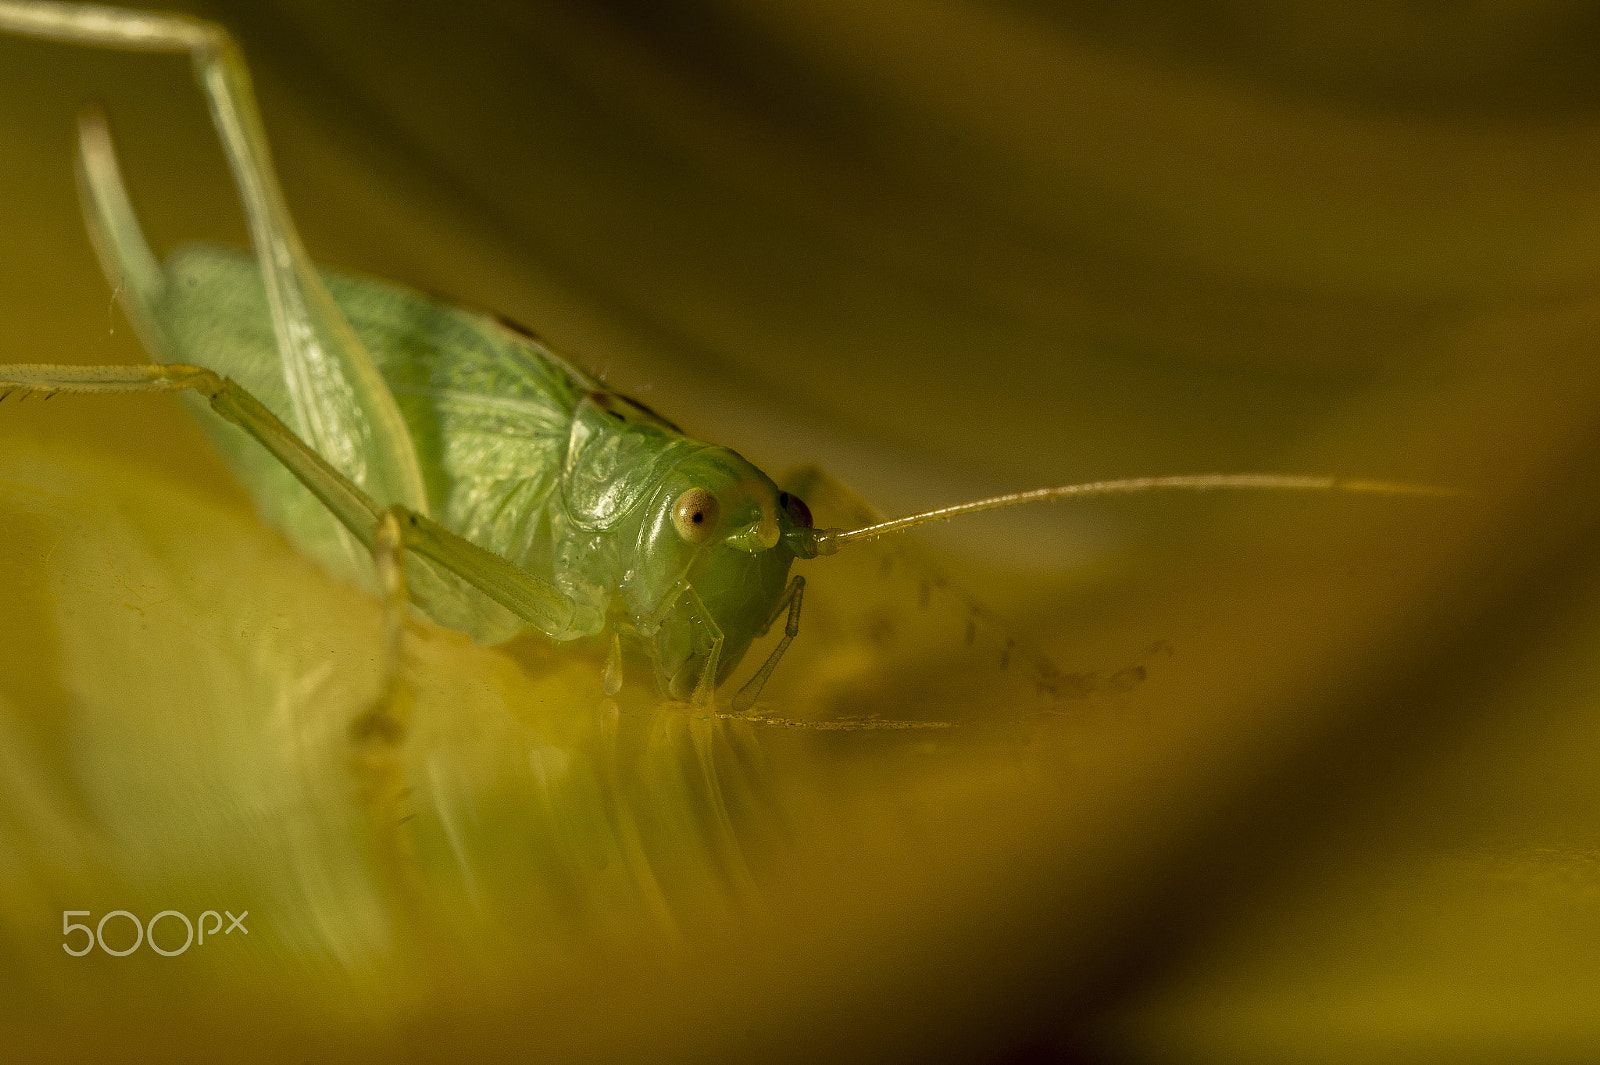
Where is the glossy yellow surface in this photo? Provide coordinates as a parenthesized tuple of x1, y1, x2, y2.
(2, 2, 1599, 1062)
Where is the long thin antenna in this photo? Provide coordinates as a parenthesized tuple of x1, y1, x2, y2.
(809, 474, 1461, 554)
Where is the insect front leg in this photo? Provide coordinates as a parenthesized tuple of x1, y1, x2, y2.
(0, 1, 429, 520)
(732, 576, 805, 713)
(638, 580, 725, 706)
(682, 585, 724, 708)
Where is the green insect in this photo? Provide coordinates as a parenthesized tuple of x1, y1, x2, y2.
(0, 0, 1451, 717)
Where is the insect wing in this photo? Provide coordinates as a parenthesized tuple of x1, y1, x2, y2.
(157, 245, 368, 581)
(157, 246, 599, 599)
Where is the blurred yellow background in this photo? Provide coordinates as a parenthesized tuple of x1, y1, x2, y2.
(4, 1, 1600, 1062)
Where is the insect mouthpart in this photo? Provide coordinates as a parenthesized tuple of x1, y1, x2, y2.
(724, 519, 779, 553)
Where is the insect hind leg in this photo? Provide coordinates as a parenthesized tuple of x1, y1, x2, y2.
(0, 0, 428, 515)
(74, 105, 167, 349)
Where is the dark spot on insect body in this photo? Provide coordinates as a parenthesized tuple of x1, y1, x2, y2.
(585, 389, 683, 432)
(778, 491, 812, 529)
(587, 391, 625, 420)
(492, 312, 548, 345)
(624, 395, 679, 431)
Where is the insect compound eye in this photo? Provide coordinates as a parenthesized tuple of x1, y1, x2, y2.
(671, 488, 721, 545)
(778, 491, 812, 529)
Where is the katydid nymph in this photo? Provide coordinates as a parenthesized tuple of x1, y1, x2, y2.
(0, 1, 1453, 721)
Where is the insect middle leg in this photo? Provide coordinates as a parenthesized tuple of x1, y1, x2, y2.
(342, 509, 422, 895)
(639, 580, 725, 706)
(349, 510, 412, 751)
(0, 363, 586, 637)
(0, 363, 591, 859)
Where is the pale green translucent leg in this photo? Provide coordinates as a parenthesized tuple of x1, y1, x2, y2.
(732, 576, 804, 713)
(73, 108, 163, 343)
(682, 585, 724, 708)
(641, 580, 725, 706)
(0, 361, 587, 898)
(344, 509, 421, 903)
(0, 1, 429, 514)
(0, 364, 582, 639)
(350, 510, 410, 750)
